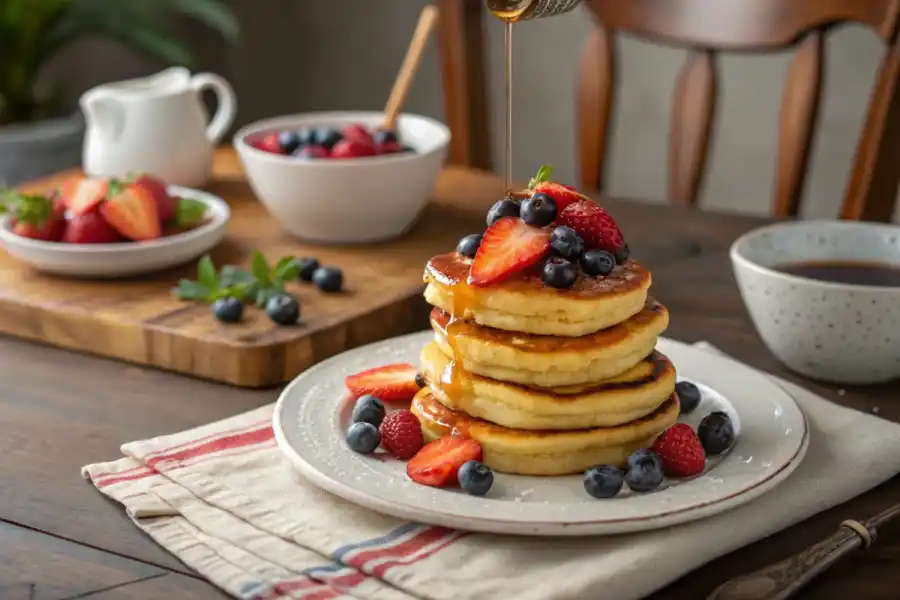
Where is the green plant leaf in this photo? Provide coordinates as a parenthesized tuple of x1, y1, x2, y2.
(165, 0, 239, 40)
(251, 250, 271, 285)
(254, 287, 271, 308)
(196, 254, 217, 289)
(274, 256, 299, 281)
(174, 279, 211, 301)
(219, 265, 255, 288)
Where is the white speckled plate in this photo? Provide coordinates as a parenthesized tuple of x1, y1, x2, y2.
(273, 333, 808, 536)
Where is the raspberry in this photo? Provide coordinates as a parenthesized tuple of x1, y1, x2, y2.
(379, 410, 424, 459)
(651, 424, 706, 478)
(557, 200, 626, 255)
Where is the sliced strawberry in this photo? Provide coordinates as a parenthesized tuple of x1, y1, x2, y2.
(345, 363, 419, 402)
(62, 177, 109, 216)
(407, 436, 483, 487)
(63, 211, 124, 244)
(468, 217, 551, 287)
(557, 200, 626, 255)
(342, 124, 374, 144)
(100, 185, 161, 241)
(530, 181, 590, 212)
(331, 138, 377, 159)
(132, 174, 176, 223)
(3, 192, 66, 241)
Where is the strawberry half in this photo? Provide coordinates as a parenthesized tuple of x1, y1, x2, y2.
(100, 185, 161, 241)
(62, 177, 109, 216)
(530, 181, 590, 213)
(407, 436, 483, 487)
(345, 363, 420, 402)
(557, 200, 626, 256)
(63, 211, 124, 244)
(468, 217, 551, 287)
(131, 174, 176, 223)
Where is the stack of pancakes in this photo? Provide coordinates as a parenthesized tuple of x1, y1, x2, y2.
(412, 252, 679, 476)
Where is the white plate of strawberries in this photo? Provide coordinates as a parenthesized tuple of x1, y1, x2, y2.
(0, 174, 229, 278)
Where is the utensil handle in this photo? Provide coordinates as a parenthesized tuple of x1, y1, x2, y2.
(191, 73, 237, 144)
(382, 5, 440, 131)
(707, 525, 865, 600)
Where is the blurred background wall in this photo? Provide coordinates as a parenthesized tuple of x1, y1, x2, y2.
(46, 0, 888, 219)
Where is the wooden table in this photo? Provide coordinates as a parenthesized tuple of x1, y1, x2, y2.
(2, 165, 898, 600)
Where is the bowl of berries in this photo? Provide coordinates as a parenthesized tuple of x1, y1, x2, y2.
(234, 111, 450, 244)
(0, 174, 229, 278)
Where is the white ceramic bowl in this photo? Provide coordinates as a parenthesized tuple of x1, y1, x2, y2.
(234, 111, 450, 244)
(730, 220, 900, 384)
(0, 186, 229, 278)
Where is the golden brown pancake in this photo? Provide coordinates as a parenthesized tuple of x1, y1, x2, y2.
(420, 343, 676, 430)
(423, 252, 651, 336)
(429, 300, 668, 387)
(411, 388, 680, 475)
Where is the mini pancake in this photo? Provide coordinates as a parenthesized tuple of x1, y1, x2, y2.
(421, 342, 676, 430)
(411, 388, 680, 476)
(423, 252, 651, 337)
(430, 300, 669, 387)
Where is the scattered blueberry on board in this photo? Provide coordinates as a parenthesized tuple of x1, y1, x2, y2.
(266, 293, 301, 325)
(583, 465, 624, 499)
(458, 460, 494, 496)
(212, 297, 243, 323)
(313, 266, 344, 293)
(294, 257, 320, 282)
(351, 395, 386, 428)
(675, 381, 702, 414)
(346, 422, 381, 454)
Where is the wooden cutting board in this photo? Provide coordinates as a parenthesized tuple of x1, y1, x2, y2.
(0, 149, 499, 387)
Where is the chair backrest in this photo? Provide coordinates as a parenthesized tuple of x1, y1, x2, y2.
(578, 0, 900, 220)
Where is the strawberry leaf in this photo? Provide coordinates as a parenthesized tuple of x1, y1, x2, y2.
(527, 164, 553, 190)
(174, 197, 207, 228)
(197, 254, 218, 289)
(107, 178, 126, 197)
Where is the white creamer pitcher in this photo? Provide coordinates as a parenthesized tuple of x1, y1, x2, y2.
(80, 67, 237, 187)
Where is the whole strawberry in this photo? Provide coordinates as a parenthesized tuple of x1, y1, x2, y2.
(526, 164, 590, 212)
(379, 409, 424, 459)
(557, 200, 627, 259)
(651, 424, 706, 478)
(2, 191, 66, 242)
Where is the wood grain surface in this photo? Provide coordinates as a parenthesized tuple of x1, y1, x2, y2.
(3, 149, 487, 388)
(1, 166, 899, 599)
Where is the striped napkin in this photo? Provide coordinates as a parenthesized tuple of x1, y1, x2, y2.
(83, 342, 900, 600)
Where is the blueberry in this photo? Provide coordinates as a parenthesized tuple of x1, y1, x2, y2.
(346, 422, 380, 454)
(580, 250, 616, 277)
(212, 297, 243, 323)
(278, 130, 301, 154)
(486, 199, 521, 227)
(625, 449, 664, 492)
(314, 127, 343, 150)
(456, 233, 483, 258)
(265, 293, 301, 325)
(312, 267, 343, 293)
(583, 465, 624, 499)
(374, 129, 399, 145)
(296, 127, 316, 147)
(520, 192, 557, 227)
(614, 244, 631, 265)
(351, 395, 385, 427)
(458, 460, 494, 496)
(415, 372, 426, 388)
(675, 381, 702, 414)
(698, 411, 735, 455)
(541, 257, 577, 289)
(550, 226, 584, 260)
(294, 257, 320, 282)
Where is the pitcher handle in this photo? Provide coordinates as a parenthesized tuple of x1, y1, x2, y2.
(190, 73, 237, 144)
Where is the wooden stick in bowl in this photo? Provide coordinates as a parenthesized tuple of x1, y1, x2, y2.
(381, 5, 440, 131)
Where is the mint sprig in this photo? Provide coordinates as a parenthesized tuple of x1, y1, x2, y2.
(527, 164, 554, 190)
(174, 254, 253, 303)
(174, 251, 300, 307)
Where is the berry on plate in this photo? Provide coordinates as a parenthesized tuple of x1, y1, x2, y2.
(131, 174, 176, 223)
(675, 381, 702, 414)
(345, 363, 420, 402)
(526, 164, 590, 212)
(2, 192, 66, 241)
(468, 217, 551, 287)
(580, 249, 616, 277)
(583, 465, 624, 499)
(541, 257, 577, 289)
(61, 177, 109, 216)
(346, 422, 381, 454)
(101, 185, 161, 240)
(458, 460, 494, 496)
(407, 436, 483, 487)
(379, 409, 424, 459)
(63, 211, 123, 244)
(698, 411, 735, 455)
(557, 200, 626, 257)
(351, 395, 386, 427)
(550, 226, 584, 260)
(625, 449, 664, 492)
(652, 424, 706, 478)
(520, 192, 558, 227)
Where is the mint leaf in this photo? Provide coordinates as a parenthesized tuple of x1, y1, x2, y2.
(251, 250, 271, 285)
(254, 287, 272, 307)
(197, 254, 218, 289)
(174, 279, 212, 301)
(175, 197, 207, 228)
(527, 164, 554, 190)
(274, 256, 298, 281)
(220, 265, 256, 287)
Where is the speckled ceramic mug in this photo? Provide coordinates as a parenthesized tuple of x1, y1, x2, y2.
(730, 220, 900, 385)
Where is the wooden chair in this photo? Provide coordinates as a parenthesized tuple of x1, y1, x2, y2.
(578, 0, 900, 221)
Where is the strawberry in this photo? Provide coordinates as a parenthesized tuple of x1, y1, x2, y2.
(651, 424, 706, 478)
(345, 363, 420, 402)
(378, 141, 405, 154)
(468, 217, 551, 287)
(100, 185, 161, 241)
(342, 124, 374, 144)
(63, 212, 124, 244)
(530, 181, 589, 213)
(2, 192, 66, 241)
(379, 409, 425, 459)
(557, 200, 627, 256)
(61, 177, 109, 216)
(407, 436, 483, 487)
(255, 132, 283, 154)
(132, 174, 176, 223)
(331, 138, 377, 159)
